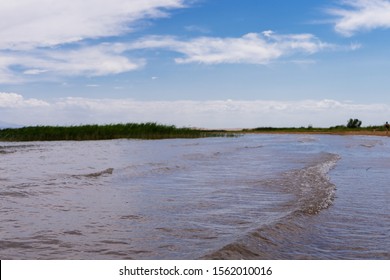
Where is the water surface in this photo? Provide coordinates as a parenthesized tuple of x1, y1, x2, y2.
(0, 134, 389, 259)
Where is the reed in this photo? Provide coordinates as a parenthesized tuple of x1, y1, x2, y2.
(0, 123, 226, 141)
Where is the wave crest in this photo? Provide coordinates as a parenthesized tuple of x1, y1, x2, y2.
(203, 152, 341, 259)
(73, 168, 114, 178)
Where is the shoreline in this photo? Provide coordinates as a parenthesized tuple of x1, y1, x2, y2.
(239, 130, 390, 137)
(1, 123, 390, 141)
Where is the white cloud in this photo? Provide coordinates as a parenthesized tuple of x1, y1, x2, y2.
(0, 0, 186, 83)
(0, 44, 145, 80)
(1, 93, 388, 128)
(41, 44, 144, 76)
(1, 30, 341, 83)
(329, 0, 390, 36)
(131, 31, 333, 64)
(0, 1, 362, 84)
(0, 92, 49, 108)
(23, 69, 49, 75)
(0, 0, 186, 50)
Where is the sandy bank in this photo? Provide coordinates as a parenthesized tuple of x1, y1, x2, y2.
(238, 130, 390, 137)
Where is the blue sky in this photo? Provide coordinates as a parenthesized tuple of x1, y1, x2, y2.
(1, 0, 390, 128)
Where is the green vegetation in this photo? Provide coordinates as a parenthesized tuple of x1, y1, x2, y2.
(243, 125, 385, 134)
(347, 118, 362, 128)
(0, 118, 387, 142)
(0, 123, 231, 142)
(243, 118, 385, 134)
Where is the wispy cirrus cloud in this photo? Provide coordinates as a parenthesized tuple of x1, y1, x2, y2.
(0, 0, 187, 50)
(0, 1, 361, 85)
(0, 0, 187, 83)
(329, 0, 390, 36)
(1, 30, 351, 84)
(0, 44, 145, 81)
(130, 31, 334, 65)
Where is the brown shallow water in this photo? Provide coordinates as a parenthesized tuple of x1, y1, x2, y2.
(0, 135, 389, 259)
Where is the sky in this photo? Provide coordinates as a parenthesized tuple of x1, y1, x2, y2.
(1, 0, 390, 128)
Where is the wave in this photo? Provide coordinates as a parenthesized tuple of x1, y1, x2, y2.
(0, 145, 36, 149)
(0, 191, 30, 198)
(203, 152, 340, 259)
(0, 144, 37, 154)
(73, 168, 114, 179)
(297, 136, 318, 143)
(283, 152, 340, 215)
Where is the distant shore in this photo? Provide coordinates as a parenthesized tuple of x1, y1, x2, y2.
(234, 126, 390, 137)
(241, 129, 390, 137)
(1, 123, 389, 141)
(0, 123, 231, 142)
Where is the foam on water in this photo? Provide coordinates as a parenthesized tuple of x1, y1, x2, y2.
(204, 152, 341, 259)
(288, 153, 340, 215)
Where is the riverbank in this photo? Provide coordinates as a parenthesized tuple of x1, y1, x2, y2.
(0, 123, 229, 141)
(1, 123, 388, 141)
(238, 127, 390, 137)
(248, 130, 390, 137)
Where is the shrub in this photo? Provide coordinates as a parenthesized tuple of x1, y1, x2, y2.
(347, 118, 362, 128)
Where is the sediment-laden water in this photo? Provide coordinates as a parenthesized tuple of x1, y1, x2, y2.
(0, 134, 389, 259)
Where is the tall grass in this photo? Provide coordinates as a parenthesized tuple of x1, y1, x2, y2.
(0, 123, 225, 141)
